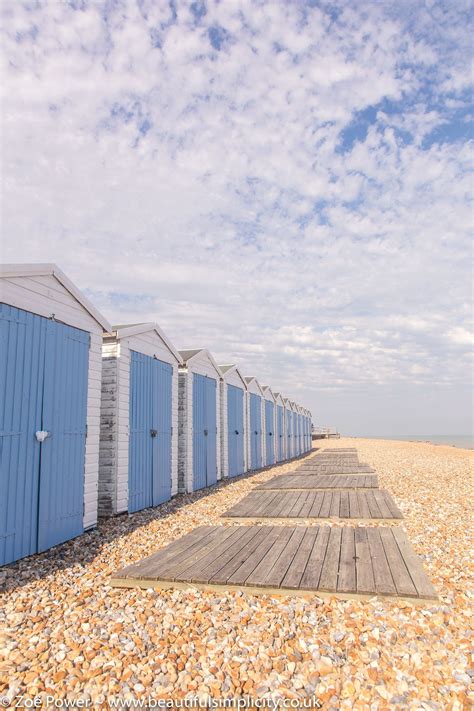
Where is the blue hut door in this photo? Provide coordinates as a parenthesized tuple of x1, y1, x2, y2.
(286, 410, 292, 457)
(276, 405, 283, 462)
(129, 352, 172, 513)
(205, 376, 217, 486)
(0, 305, 88, 566)
(250, 393, 262, 469)
(38, 320, 89, 552)
(227, 384, 244, 477)
(265, 400, 275, 466)
(193, 373, 217, 490)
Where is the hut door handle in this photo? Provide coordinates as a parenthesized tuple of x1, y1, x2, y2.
(254, 430, 258, 435)
(235, 430, 239, 435)
(150, 429, 157, 438)
(269, 432, 273, 436)
(35, 430, 50, 442)
(204, 429, 208, 436)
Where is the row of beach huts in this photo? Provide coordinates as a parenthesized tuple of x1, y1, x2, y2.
(0, 264, 313, 566)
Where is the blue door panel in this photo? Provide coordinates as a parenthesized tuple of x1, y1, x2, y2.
(206, 377, 217, 486)
(38, 320, 89, 552)
(129, 351, 153, 512)
(250, 393, 262, 469)
(152, 359, 173, 506)
(192, 373, 206, 491)
(129, 352, 173, 513)
(265, 400, 274, 466)
(0, 306, 44, 565)
(193, 374, 217, 490)
(286, 410, 292, 458)
(276, 405, 284, 462)
(0, 305, 89, 565)
(227, 384, 244, 477)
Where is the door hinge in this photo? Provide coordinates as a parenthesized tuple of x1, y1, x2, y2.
(85, 424, 88, 438)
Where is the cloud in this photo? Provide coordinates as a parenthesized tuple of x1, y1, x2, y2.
(1, 0, 472, 434)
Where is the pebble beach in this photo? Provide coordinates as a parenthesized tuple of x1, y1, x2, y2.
(1, 438, 472, 709)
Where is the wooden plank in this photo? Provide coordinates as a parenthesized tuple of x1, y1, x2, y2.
(391, 528, 437, 599)
(319, 491, 333, 518)
(366, 528, 397, 595)
(357, 490, 371, 519)
(251, 491, 280, 516)
(281, 527, 319, 588)
(179, 527, 255, 583)
(381, 491, 404, 519)
(354, 528, 375, 594)
(309, 491, 325, 517)
(246, 527, 297, 586)
(378, 528, 417, 597)
(365, 491, 383, 518)
(299, 491, 316, 517)
(301, 527, 328, 588)
(114, 526, 214, 580)
(162, 527, 237, 582)
(337, 527, 356, 593)
(372, 490, 395, 519)
(210, 527, 271, 583)
(271, 492, 297, 518)
(318, 527, 342, 592)
(348, 490, 360, 518)
(329, 491, 340, 517)
(339, 491, 350, 518)
(263, 527, 307, 587)
(227, 528, 282, 584)
(189, 526, 264, 584)
(256, 474, 379, 490)
(136, 528, 224, 580)
(288, 491, 309, 517)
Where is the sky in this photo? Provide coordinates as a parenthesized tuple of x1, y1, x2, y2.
(1, 0, 473, 436)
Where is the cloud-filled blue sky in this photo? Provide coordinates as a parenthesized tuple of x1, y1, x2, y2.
(1, 0, 472, 436)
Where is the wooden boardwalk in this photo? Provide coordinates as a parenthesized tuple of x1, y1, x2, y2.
(222, 489, 402, 521)
(296, 465, 375, 474)
(111, 524, 436, 602)
(256, 474, 379, 490)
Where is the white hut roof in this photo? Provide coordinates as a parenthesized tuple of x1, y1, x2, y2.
(0, 262, 111, 331)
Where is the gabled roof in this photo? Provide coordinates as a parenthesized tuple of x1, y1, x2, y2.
(179, 348, 221, 375)
(0, 262, 111, 331)
(273, 392, 285, 405)
(244, 376, 265, 397)
(112, 323, 182, 364)
(261, 385, 276, 401)
(218, 364, 248, 389)
(219, 364, 235, 374)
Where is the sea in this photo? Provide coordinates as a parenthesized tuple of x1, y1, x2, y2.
(365, 435, 474, 450)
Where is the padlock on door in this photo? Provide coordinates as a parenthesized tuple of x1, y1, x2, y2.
(35, 430, 50, 442)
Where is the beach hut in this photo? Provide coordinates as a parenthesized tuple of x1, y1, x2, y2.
(99, 323, 182, 516)
(283, 397, 293, 459)
(245, 377, 265, 470)
(178, 350, 221, 493)
(261, 386, 277, 466)
(0, 263, 111, 565)
(219, 364, 247, 478)
(273, 392, 286, 462)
